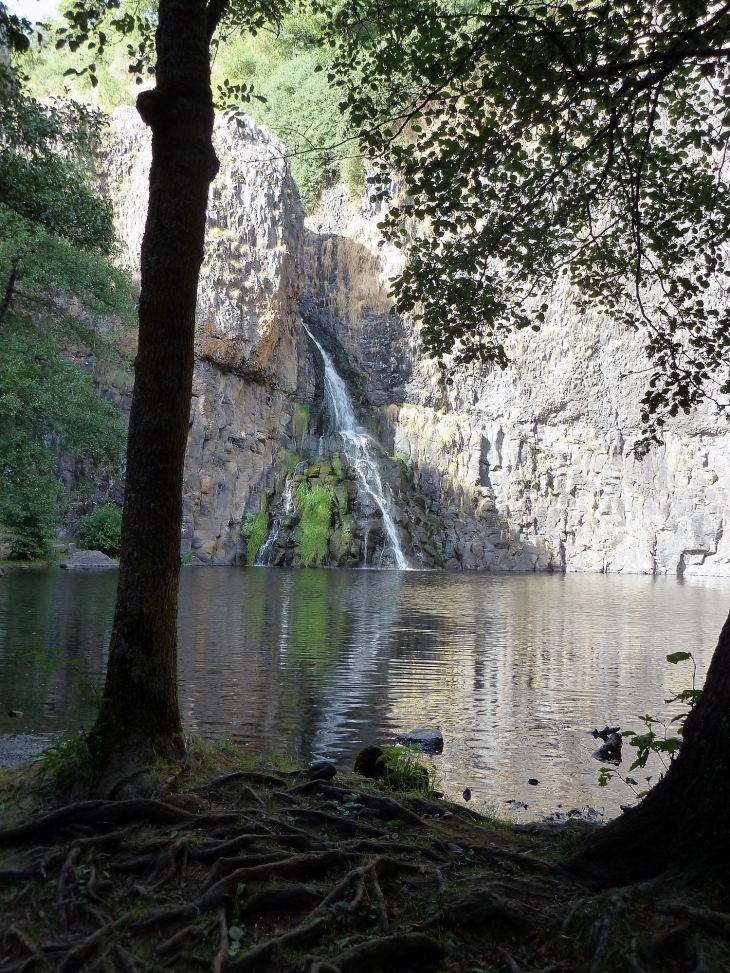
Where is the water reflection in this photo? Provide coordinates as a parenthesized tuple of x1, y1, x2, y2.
(0, 567, 728, 816)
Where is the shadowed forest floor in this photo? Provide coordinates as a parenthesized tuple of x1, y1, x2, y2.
(0, 741, 728, 973)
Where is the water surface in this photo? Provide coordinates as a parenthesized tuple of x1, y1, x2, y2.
(1, 567, 727, 817)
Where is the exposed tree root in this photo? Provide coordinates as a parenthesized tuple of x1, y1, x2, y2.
(226, 918, 329, 973)
(1, 750, 728, 973)
(333, 932, 444, 971)
(658, 901, 730, 936)
(211, 907, 228, 973)
(285, 807, 386, 837)
(0, 801, 236, 842)
(287, 783, 424, 826)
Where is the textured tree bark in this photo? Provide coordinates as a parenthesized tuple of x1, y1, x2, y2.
(93, 0, 221, 772)
(569, 607, 730, 885)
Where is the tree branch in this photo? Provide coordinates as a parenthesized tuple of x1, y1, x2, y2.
(206, 0, 228, 42)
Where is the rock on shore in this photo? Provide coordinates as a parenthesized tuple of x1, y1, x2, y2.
(59, 550, 118, 570)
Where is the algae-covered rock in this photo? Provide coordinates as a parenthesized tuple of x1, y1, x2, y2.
(331, 453, 346, 479)
(329, 528, 352, 566)
(334, 482, 350, 514)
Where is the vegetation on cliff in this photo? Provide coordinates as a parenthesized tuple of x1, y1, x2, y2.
(0, 42, 134, 558)
(23, 5, 359, 208)
(241, 510, 268, 565)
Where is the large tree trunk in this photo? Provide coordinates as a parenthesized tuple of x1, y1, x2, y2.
(93, 0, 219, 773)
(569, 607, 730, 886)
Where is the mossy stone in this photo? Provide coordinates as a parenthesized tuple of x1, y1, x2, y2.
(341, 513, 357, 533)
(334, 482, 349, 514)
(329, 528, 351, 566)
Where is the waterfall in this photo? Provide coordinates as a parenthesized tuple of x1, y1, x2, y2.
(256, 480, 295, 566)
(303, 322, 409, 569)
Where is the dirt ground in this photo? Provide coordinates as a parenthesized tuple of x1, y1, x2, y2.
(0, 740, 728, 973)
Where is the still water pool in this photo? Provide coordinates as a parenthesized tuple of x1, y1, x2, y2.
(1, 567, 728, 818)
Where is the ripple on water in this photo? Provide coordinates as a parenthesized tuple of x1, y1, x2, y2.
(0, 567, 728, 817)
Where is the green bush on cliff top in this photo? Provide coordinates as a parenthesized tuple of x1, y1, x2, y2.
(24, 13, 361, 209)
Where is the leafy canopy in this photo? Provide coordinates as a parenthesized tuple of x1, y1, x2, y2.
(25, 2, 360, 208)
(323, 0, 730, 450)
(0, 17, 135, 557)
(0, 314, 127, 558)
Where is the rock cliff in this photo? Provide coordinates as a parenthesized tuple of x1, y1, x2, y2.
(101, 108, 317, 563)
(103, 108, 730, 575)
(303, 186, 730, 576)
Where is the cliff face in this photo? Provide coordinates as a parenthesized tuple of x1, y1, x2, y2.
(303, 187, 730, 576)
(101, 108, 317, 563)
(103, 108, 730, 575)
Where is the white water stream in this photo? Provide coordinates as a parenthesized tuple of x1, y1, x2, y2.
(303, 323, 409, 569)
(255, 480, 295, 566)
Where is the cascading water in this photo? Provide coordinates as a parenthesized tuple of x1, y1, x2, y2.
(255, 480, 295, 566)
(303, 322, 409, 569)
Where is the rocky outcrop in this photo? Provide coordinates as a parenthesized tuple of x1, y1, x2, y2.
(59, 550, 118, 570)
(102, 106, 730, 575)
(303, 186, 730, 576)
(102, 109, 318, 563)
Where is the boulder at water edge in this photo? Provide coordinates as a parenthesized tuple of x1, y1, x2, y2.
(59, 550, 119, 570)
(402, 728, 444, 753)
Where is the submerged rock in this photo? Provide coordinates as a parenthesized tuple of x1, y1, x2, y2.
(59, 550, 118, 570)
(400, 728, 444, 754)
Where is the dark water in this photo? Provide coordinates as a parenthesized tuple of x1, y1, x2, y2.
(1, 566, 728, 817)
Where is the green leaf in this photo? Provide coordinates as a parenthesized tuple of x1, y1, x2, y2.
(666, 651, 692, 664)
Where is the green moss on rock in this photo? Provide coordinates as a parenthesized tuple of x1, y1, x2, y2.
(295, 481, 332, 567)
(241, 510, 268, 565)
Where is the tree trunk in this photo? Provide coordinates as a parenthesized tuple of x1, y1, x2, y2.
(0, 254, 19, 319)
(569, 607, 730, 886)
(93, 0, 219, 773)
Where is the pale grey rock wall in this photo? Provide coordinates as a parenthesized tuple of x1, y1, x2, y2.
(101, 107, 730, 575)
(102, 108, 317, 563)
(303, 186, 730, 576)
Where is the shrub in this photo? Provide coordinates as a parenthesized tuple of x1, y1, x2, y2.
(75, 501, 122, 556)
(295, 481, 332, 566)
(0, 454, 62, 559)
(0, 321, 127, 559)
(241, 510, 269, 564)
(377, 745, 433, 794)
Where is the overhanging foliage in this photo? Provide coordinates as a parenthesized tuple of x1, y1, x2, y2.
(322, 0, 730, 451)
